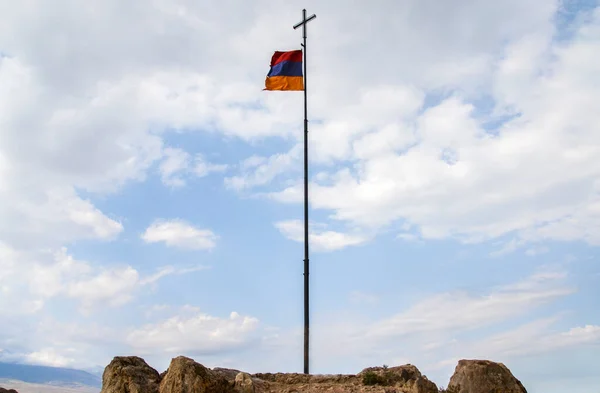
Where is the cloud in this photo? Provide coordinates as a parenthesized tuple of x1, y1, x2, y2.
(194, 155, 228, 178)
(0, 0, 587, 255)
(127, 311, 260, 355)
(174, 5, 600, 256)
(0, 0, 574, 257)
(302, 268, 584, 377)
(141, 219, 218, 250)
(434, 319, 600, 372)
(24, 348, 76, 368)
(159, 148, 228, 187)
(159, 148, 191, 188)
(140, 265, 211, 286)
(256, 8, 600, 253)
(366, 270, 574, 339)
(481, 320, 600, 358)
(224, 145, 302, 191)
(525, 246, 550, 256)
(1, 247, 207, 315)
(275, 220, 370, 252)
(67, 266, 141, 310)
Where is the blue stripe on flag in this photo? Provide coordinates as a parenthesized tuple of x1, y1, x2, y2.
(267, 60, 303, 77)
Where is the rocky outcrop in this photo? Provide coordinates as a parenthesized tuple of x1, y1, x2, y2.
(100, 356, 161, 393)
(159, 356, 234, 393)
(358, 365, 438, 393)
(447, 359, 527, 393)
(0, 388, 18, 393)
(99, 356, 528, 393)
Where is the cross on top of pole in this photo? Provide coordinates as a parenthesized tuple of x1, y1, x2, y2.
(293, 9, 316, 39)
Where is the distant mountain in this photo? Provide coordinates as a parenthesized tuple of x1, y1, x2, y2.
(82, 365, 105, 378)
(0, 379, 98, 393)
(0, 363, 101, 388)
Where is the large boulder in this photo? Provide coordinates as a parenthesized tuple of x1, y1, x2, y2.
(100, 356, 161, 393)
(0, 388, 18, 393)
(159, 356, 234, 393)
(448, 360, 527, 393)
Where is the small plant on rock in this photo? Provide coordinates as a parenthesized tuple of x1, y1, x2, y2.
(362, 370, 382, 386)
(362, 367, 395, 386)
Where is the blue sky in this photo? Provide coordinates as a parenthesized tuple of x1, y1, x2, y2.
(0, 1, 599, 392)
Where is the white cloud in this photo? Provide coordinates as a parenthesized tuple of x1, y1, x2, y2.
(159, 148, 228, 187)
(0, 247, 206, 314)
(159, 147, 191, 188)
(267, 183, 304, 204)
(396, 233, 422, 243)
(275, 220, 370, 252)
(257, 9, 600, 253)
(487, 320, 600, 357)
(294, 268, 574, 369)
(30, 248, 143, 311)
(225, 145, 302, 191)
(140, 265, 210, 286)
(366, 270, 573, 339)
(525, 246, 550, 256)
(194, 155, 228, 178)
(310, 86, 425, 163)
(434, 318, 600, 372)
(0, 0, 583, 257)
(127, 311, 260, 355)
(141, 219, 218, 250)
(25, 348, 76, 368)
(0, 0, 570, 256)
(300, 268, 587, 378)
(67, 266, 141, 310)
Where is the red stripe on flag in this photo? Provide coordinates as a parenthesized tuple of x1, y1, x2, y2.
(271, 50, 302, 66)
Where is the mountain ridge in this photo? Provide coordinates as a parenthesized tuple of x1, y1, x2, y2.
(0, 362, 101, 388)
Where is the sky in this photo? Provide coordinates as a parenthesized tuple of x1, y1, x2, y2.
(0, 0, 599, 392)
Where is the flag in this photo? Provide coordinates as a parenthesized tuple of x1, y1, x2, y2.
(264, 50, 304, 91)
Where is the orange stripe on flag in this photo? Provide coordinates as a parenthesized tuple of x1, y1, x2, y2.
(264, 76, 304, 91)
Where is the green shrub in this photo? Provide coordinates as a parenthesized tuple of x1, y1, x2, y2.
(362, 371, 382, 386)
(362, 367, 395, 386)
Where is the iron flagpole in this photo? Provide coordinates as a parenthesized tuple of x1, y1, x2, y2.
(293, 8, 316, 375)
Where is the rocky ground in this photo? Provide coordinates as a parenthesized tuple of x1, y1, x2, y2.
(99, 356, 528, 393)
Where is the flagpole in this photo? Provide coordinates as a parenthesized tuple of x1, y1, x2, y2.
(293, 8, 316, 375)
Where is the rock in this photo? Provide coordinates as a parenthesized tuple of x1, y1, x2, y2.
(235, 372, 255, 393)
(448, 359, 527, 393)
(159, 356, 234, 393)
(358, 365, 438, 393)
(214, 368, 243, 383)
(252, 373, 310, 385)
(0, 388, 18, 393)
(98, 355, 528, 393)
(100, 356, 161, 393)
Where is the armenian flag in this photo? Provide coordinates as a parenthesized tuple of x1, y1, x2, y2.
(264, 50, 304, 91)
